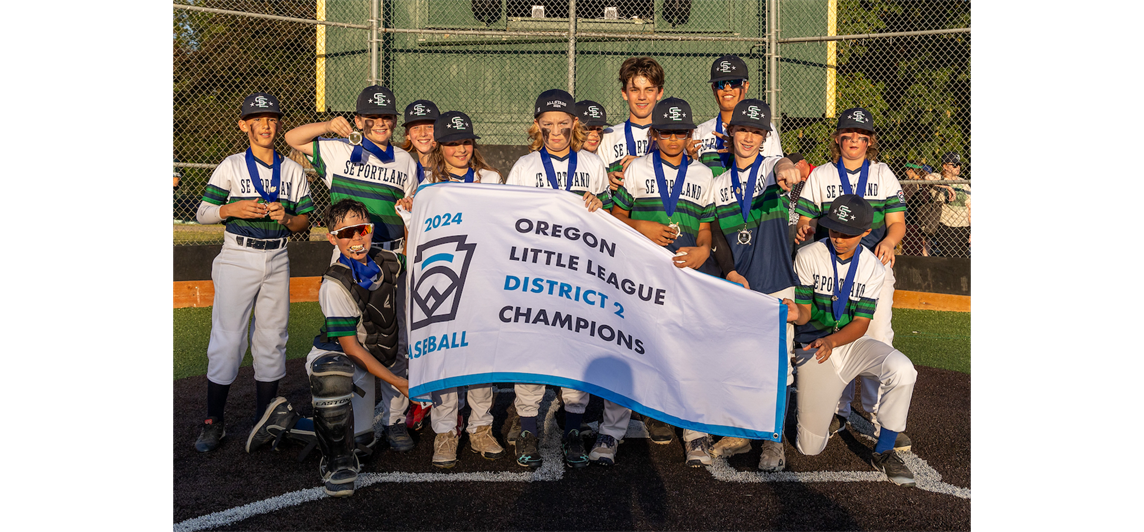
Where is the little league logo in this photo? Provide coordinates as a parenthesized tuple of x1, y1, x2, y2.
(666, 107, 686, 121)
(411, 235, 477, 330)
(450, 116, 467, 130)
(371, 92, 389, 106)
(718, 60, 735, 73)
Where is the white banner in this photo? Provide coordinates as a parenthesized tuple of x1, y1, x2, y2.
(404, 183, 788, 440)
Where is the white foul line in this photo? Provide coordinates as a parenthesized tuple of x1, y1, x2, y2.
(174, 393, 968, 531)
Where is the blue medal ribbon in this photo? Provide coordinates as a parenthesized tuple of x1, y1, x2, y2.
(449, 169, 476, 183)
(652, 151, 689, 219)
(730, 154, 763, 224)
(714, 116, 732, 169)
(539, 148, 578, 191)
(351, 138, 395, 165)
(338, 253, 381, 290)
(624, 119, 638, 158)
(416, 160, 425, 184)
(824, 239, 861, 323)
(835, 158, 870, 197)
(243, 149, 281, 204)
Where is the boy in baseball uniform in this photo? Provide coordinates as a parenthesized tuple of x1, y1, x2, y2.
(704, 99, 801, 470)
(689, 54, 783, 176)
(607, 96, 719, 467)
(285, 85, 419, 453)
(793, 107, 909, 448)
(791, 194, 918, 487)
(193, 92, 315, 452)
(597, 57, 665, 192)
(503, 88, 609, 469)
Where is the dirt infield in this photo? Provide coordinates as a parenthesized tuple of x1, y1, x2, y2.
(174, 358, 969, 531)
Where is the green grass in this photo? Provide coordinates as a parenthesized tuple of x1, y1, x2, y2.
(173, 305, 970, 380)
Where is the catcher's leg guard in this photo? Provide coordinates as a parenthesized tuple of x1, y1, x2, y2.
(310, 354, 360, 497)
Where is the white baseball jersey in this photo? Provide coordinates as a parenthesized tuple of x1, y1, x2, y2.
(598, 120, 653, 172)
(437, 168, 501, 184)
(795, 161, 906, 250)
(694, 116, 783, 177)
(200, 152, 314, 239)
(793, 240, 884, 345)
(504, 149, 612, 209)
(310, 138, 418, 243)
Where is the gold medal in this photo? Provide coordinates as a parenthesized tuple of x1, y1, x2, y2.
(349, 130, 363, 146)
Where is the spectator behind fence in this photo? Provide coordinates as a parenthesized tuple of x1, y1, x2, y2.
(932, 152, 970, 257)
(899, 163, 940, 256)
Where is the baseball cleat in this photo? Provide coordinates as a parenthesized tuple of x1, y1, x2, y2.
(384, 422, 415, 452)
(246, 397, 299, 453)
(502, 403, 521, 445)
(711, 437, 752, 458)
(894, 432, 912, 453)
(514, 430, 542, 468)
(870, 450, 916, 487)
(589, 434, 617, 466)
(685, 436, 713, 467)
(562, 429, 589, 468)
(195, 417, 225, 453)
(758, 440, 786, 472)
(320, 456, 360, 497)
(468, 425, 505, 460)
(643, 417, 675, 444)
(432, 431, 459, 469)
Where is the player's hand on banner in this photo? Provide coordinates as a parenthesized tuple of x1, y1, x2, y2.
(808, 336, 837, 363)
(673, 246, 709, 270)
(634, 220, 677, 246)
(726, 271, 750, 289)
(782, 298, 800, 323)
(326, 116, 354, 138)
(874, 241, 896, 267)
(582, 193, 603, 212)
(227, 199, 270, 219)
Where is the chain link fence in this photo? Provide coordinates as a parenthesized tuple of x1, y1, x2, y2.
(173, 0, 970, 258)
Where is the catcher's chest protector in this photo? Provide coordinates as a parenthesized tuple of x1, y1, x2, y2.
(321, 248, 402, 367)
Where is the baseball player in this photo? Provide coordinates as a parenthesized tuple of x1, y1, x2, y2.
(792, 107, 909, 449)
(399, 110, 506, 468)
(791, 194, 918, 487)
(597, 57, 665, 192)
(503, 88, 608, 469)
(703, 99, 802, 471)
(690, 54, 783, 176)
(284, 85, 419, 453)
(193, 92, 315, 453)
(400, 100, 439, 184)
(606, 96, 719, 467)
(576, 100, 608, 154)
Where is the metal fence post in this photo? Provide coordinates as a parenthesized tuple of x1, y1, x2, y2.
(766, 0, 778, 128)
(567, 0, 577, 96)
(370, 0, 379, 86)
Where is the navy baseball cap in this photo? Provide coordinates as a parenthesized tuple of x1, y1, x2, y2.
(836, 107, 874, 132)
(240, 92, 283, 119)
(651, 97, 696, 131)
(576, 100, 608, 127)
(727, 99, 772, 131)
(356, 85, 398, 116)
(942, 152, 962, 165)
(435, 111, 481, 143)
(534, 89, 576, 118)
(709, 54, 749, 83)
(819, 194, 873, 236)
(402, 100, 440, 126)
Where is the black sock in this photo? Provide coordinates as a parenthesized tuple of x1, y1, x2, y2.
(206, 380, 231, 423)
(564, 412, 583, 436)
(255, 379, 280, 419)
(521, 416, 538, 435)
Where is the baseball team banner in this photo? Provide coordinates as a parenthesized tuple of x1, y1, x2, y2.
(403, 183, 788, 440)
